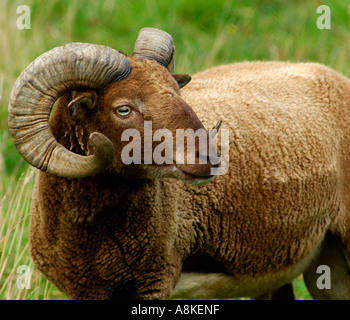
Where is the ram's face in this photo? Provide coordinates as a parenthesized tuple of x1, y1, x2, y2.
(9, 28, 220, 184)
(69, 58, 219, 185)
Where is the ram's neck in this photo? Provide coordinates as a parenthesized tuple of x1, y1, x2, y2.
(37, 172, 155, 224)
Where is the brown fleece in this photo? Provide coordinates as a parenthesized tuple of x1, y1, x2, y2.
(30, 59, 350, 299)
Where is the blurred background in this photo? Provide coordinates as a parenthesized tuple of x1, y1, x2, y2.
(0, 0, 349, 299)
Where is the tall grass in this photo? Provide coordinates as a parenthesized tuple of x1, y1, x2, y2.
(0, 162, 65, 299)
(0, 0, 349, 299)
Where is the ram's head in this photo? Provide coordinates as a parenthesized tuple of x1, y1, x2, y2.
(8, 28, 220, 184)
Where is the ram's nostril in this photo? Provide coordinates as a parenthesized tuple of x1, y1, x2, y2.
(198, 151, 208, 163)
(198, 150, 220, 166)
(209, 154, 221, 167)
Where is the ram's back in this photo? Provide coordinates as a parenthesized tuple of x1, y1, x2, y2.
(180, 61, 350, 277)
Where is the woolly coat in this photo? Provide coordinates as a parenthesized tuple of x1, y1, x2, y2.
(30, 61, 350, 299)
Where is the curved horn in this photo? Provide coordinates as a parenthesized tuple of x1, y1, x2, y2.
(132, 27, 175, 74)
(8, 42, 130, 178)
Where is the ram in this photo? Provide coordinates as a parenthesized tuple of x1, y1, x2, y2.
(8, 28, 350, 300)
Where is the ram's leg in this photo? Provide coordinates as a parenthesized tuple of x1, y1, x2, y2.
(303, 232, 350, 300)
(255, 283, 295, 300)
(111, 278, 174, 300)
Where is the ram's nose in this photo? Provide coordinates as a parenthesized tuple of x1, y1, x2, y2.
(198, 150, 221, 168)
(198, 119, 222, 168)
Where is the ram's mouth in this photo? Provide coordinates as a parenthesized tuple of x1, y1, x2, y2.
(173, 166, 215, 185)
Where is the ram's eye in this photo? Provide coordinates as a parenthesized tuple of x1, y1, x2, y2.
(115, 106, 133, 117)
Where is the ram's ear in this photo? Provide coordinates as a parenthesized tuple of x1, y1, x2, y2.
(174, 74, 191, 89)
(68, 91, 98, 118)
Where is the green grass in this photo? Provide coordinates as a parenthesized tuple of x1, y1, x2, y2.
(0, 166, 66, 299)
(1, 0, 349, 300)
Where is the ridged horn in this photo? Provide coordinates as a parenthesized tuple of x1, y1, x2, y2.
(8, 42, 131, 179)
(132, 27, 175, 74)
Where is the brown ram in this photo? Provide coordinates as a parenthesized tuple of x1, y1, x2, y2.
(8, 28, 350, 300)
